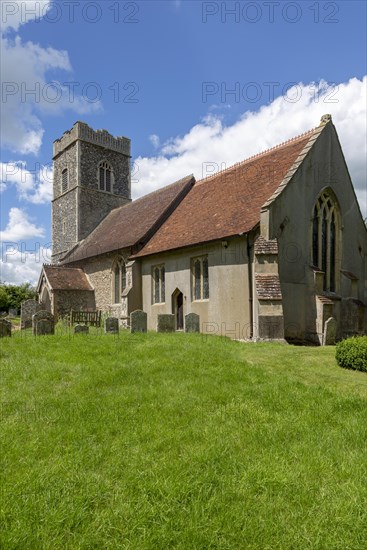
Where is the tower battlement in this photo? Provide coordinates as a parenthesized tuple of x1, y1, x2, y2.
(53, 121, 131, 158)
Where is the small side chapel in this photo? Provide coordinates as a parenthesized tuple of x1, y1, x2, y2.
(37, 115, 367, 343)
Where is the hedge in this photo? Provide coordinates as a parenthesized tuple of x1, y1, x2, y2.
(336, 336, 367, 373)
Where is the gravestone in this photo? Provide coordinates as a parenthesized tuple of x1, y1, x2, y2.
(105, 317, 119, 334)
(130, 310, 147, 333)
(74, 324, 89, 335)
(0, 319, 12, 338)
(21, 299, 41, 329)
(323, 317, 337, 345)
(185, 312, 200, 333)
(8, 309, 18, 318)
(157, 314, 175, 333)
(32, 310, 55, 336)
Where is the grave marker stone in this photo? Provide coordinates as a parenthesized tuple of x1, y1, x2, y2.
(130, 310, 147, 333)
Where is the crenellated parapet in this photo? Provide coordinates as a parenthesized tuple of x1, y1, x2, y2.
(53, 121, 130, 158)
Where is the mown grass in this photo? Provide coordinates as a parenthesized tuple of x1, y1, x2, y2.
(0, 330, 366, 549)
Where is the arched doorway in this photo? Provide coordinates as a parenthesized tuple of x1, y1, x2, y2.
(172, 289, 184, 331)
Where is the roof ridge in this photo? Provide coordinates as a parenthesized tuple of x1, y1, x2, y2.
(196, 126, 318, 186)
(112, 174, 194, 214)
(44, 263, 82, 270)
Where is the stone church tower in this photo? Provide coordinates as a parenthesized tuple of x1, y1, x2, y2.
(52, 121, 131, 262)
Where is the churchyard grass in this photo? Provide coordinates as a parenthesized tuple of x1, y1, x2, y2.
(1, 331, 366, 549)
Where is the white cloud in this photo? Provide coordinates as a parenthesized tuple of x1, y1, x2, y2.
(1, 2, 101, 155)
(149, 134, 160, 149)
(132, 77, 367, 217)
(0, 0, 51, 33)
(0, 207, 45, 241)
(0, 244, 51, 285)
(1, 161, 53, 203)
(0, 208, 50, 285)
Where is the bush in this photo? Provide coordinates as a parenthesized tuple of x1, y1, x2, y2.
(336, 336, 367, 373)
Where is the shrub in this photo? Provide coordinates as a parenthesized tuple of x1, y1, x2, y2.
(336, 336, 367, 373)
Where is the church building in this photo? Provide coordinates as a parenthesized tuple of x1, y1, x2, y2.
(37, 115, 367, 343)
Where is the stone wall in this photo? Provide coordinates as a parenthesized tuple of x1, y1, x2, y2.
(78, 187, 129, 241)
(70, 252, 142, 321)
(262, 120, 367, 341)
(53, 290, 95, 319)
(52, 188, 78, 260)
(140, 236, 251, 338)
(80, 140, 130, 197)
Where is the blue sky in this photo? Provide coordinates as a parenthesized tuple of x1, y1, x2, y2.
(1, 0, 366, 283)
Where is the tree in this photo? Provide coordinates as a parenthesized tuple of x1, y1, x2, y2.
(0, 282, 38, 313)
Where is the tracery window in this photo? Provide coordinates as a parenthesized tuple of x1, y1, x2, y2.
(312, 190, 340, 292)
(113, 259, 126, 303)
(152, 265, 165, 304)
(192, 256, 209, 300)
(99, 161, 113, 192)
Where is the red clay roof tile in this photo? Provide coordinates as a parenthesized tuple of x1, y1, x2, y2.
(62, 175, 195, 263)
(44, 265, 93, 291)
(133, 127, 321, 258)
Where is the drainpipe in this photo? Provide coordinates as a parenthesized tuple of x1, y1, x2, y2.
(246, 234, 254, 339)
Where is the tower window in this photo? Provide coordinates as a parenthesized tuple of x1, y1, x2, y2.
(99, 161, 113, 192)
(62, 169, 68, 193)
(311, 190, 340, 292)
(113, 259, 126, 303)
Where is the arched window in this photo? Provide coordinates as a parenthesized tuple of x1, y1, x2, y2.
(113, 259, 126, 303)
(192, 256, 209, 300)
(152, 265, 165, 304)
(99, 161, 113, 192)
(62, 169, 68, 193)
(312, 190, 340, 292)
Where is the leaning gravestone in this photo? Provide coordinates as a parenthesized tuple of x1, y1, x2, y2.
(185, 312, 200, 333)
(8, 309, 18, 318)
(21, 299, 41, 329)
(74, 324, 89, 335)
(32, 310, 55, 336)
(323, 317, 337, 346)
(0, 319, 12, 338)
(130, 310, 147, 333)
(157, 314, 175, 333)
(105, 317, 119, 334)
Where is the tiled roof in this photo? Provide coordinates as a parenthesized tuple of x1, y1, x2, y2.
(133, 125, 322, 258)
(62, 175, 195, 263)
(43, 265, 93, 291)
(255, 236, 278, 255)
(255, 274, 282, 300)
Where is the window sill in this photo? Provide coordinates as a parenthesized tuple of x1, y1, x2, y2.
(192, 299, 209, 303)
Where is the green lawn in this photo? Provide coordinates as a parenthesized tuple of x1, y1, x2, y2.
(1, 330, 366, 549)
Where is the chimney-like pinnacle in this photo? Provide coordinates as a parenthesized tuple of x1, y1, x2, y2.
(320, 114, 332, 125)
